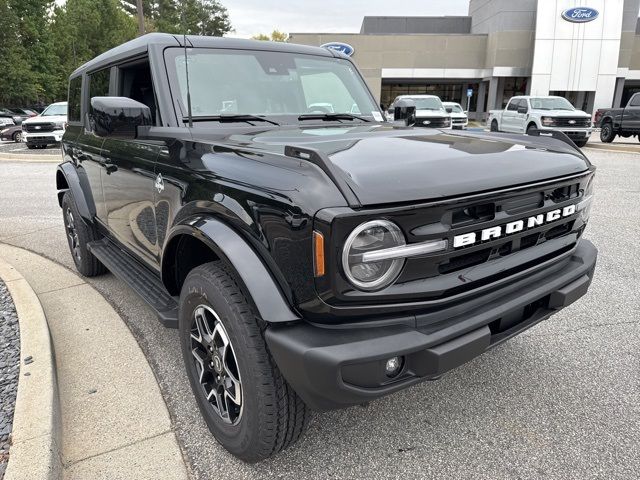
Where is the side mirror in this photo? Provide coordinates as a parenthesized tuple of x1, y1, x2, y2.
(445, 107, 453, 114)
(517, 105, 528, 114)
(89, 96, 152, 139)
(393, 99, 416, 126)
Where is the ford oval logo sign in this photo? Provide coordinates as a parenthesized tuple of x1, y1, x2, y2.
(561, 7, 599, 23)
(321, 42, 355, 57)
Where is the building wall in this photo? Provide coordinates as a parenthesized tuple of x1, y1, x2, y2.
(469, 0, 538, 33)
(288, 33, 489, 101)
(360, 16, 472, 34)
(530, 0, 625, 110)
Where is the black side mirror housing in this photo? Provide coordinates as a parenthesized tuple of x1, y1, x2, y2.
(89, 96, 152, 139)
(517, 105, 528, 114)
(393, 99, 416, 126)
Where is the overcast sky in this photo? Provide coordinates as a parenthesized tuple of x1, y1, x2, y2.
(225, 0, 472, 38)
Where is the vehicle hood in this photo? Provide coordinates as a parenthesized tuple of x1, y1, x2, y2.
(449, 112, 467, 119)
(211, 124, 591, 207)
(532, 109, 590, 117)
(22, 115, 67, 124)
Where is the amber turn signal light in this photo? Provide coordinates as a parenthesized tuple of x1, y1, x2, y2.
(313, 231, 325, 277)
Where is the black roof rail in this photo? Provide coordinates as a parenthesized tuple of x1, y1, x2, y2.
(284, 145, 361, 208)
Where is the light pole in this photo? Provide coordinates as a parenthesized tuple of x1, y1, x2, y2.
(136, 0, 145, 35)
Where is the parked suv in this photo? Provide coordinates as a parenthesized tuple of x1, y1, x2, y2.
(489, 96, 592, 147)
(22, 101, 67, 149)
(56, 34, 597, 462)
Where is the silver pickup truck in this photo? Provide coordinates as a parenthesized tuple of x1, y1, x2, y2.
(488, 96, 592, 147)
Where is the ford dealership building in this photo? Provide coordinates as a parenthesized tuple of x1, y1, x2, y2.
(289, 0, 640, 119)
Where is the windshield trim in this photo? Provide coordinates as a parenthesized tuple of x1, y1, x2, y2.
(162, 46, 384, 127)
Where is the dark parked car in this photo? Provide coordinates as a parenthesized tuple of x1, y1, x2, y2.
(0, 108, 36, 124)
(56, 33, 597, 462)
(598, 92, 640, 142)
(0, 124, 23, 142)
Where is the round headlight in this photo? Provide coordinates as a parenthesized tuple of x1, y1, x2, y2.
(341, 220, 406, 291)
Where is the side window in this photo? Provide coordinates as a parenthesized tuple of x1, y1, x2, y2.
(67, 76, 82, 122)
(117, 60, 159, 125)
(630, 94, 640, 107)
(507, 99, 519, 111)
(88, 68, 111, 100)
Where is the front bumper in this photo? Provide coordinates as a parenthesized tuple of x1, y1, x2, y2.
(539, 125, 592, 141)
(266, 240, 597, 411)
(23, 130, 64, 145)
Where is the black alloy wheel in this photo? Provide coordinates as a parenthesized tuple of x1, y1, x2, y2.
(600, 122, 615, 143)
(190, 304, 243, 425)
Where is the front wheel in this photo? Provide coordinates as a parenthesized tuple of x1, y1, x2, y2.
(12, 131, 22, 143)
(600, 122, 615, 143)
(179, 262, 310, 462)
(490, 120, 499, 132)
(574, 140, 588, 148)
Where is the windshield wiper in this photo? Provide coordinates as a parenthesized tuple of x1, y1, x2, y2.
(182, 114, 280, 126)
(297, 113, 371, 123)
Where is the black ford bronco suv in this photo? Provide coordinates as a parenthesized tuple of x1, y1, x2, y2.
(56, 33, 597, 462)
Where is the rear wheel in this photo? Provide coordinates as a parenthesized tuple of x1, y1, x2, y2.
(490, 120, 499, 132)
(179, 261, 310, 462)
(61, 191, 107, 277)
(600, 122, 615, 143)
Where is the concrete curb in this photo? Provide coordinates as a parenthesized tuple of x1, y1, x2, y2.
(0, 258, 62, 480)
(0, 153, 60, 163)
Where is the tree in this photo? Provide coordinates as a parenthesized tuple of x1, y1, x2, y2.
(49, 0, 138, 99)
(120, 0, 232, 36)
(0, 0, 56, 107)
(252, 30, 288, 42)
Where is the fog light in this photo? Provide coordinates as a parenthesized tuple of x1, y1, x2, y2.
(385, 356, 404, 378)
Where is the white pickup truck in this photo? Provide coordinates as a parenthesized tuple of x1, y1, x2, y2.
(488, 96, 592, 147)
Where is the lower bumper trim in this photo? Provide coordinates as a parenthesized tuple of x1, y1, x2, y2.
(266, 240, 597, 410)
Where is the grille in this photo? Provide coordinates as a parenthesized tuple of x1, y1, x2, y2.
(554, 117, 590, 128)
(415, 116, 449, 128)
(24, 122, 55, 133)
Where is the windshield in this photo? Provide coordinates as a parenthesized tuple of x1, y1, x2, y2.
(402, 97, 443, 111)
(41, 104, 67, 116)
(165, 48, 380, 122)
(530, 97, 575, 111)
(445, 104, 463, 113)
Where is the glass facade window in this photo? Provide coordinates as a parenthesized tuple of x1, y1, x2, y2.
(381, 83, 478, 111)
(501, 78, 528, 107)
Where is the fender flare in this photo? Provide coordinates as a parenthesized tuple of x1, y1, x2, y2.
(162, 217, 301, 323)
(56, 162, 96, 221)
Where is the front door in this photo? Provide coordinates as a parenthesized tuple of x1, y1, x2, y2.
(100, 57, 163, 271)
(622, 93, 640, 132)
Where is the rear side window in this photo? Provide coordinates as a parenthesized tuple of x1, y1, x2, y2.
(630, 94, 640, 107)
(67, 76, 82, 122)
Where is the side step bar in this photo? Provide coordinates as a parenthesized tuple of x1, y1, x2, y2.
(87, 238, 178, 328)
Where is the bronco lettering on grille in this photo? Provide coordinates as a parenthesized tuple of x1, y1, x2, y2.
(453, 204, 577, 248)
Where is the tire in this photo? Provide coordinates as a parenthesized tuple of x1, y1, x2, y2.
(490, 120, 499, 132)
(526, 123, 537, 135)
(600, 122, 615, 143)
(61, 191, 107, 277)
(179, 261, 310, 462)
(12, 131, 22, 143)
(574, 140, 588, 148)
(26, 143, 36, 149)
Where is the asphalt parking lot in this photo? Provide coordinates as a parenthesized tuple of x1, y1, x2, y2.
(0, 140, 61, 156)
(0, 146, 638, 479)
